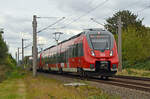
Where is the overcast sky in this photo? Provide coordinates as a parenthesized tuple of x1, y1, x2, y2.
(0, 0, 150, 59)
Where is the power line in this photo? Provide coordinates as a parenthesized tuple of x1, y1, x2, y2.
(96, 0, 143, 21)
(62, 0, 109, 28)
(37, 17, 59, 19)
(37, 17, 65, 33)
(24, 43, 32, 49)
(90, 18, 105, 27)
(121, 0, 142, 10)
(137, 5, 150, 13)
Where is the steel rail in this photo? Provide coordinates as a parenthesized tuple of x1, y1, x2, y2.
(114, 75, 150, 81)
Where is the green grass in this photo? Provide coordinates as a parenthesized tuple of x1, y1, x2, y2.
(0, 79, 25, 99)
(118, 60, 150, 77)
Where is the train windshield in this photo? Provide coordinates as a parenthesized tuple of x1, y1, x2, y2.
(90, 34, 111, 51)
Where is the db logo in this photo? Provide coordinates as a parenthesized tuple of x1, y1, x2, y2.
(101, 53, 105, 56)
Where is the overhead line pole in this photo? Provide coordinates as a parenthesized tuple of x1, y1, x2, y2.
(22, 38, 28, 68)
(32, 15, 65, 77)
(22, 38, 24, 68)
(17, 47, 20, 65)
(32, 15, 37, 77)
(15, 52, 17, 63)
(117, 17, 122, 72)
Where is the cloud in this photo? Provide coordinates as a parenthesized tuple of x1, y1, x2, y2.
(51, 0, 94, 15)
(0, 0, 150, 59)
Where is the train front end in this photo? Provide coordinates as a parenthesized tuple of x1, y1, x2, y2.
(83, 29, 119, 77)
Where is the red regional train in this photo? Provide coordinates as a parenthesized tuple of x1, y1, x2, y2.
(37, 28, 119, 78)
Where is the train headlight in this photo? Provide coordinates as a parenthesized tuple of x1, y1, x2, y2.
(110, 50, 113, 56)
(91, 50, 95, 56)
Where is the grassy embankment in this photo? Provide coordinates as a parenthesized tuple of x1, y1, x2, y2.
(117, 60, 150, 77)
(0, 65, 9, 82)
(0, 71, 120, 99)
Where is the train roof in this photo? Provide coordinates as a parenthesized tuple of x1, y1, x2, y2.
(84, 28, 106, 31)
(43, 32, 84, 51)
(43, 45, 56, 51)
(58, 32, 84, 45)
(84, 28, 113, 36)
(42, 28, 113, 51)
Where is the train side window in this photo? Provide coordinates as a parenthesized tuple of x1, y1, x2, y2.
(64, 49, 66, 63)
(66, 47, 69, 62)
(78, 43, 84, 56)
(52, 55, 54, 64)
(75, 44, 78, 57)
(71, 45, 74, 57)
(72, 45, 75, 57)
(81, 43, 84, 56)
(64, 50, 66, 62)
(63, 52, 65, 62)
(69, 46, 73, 58)
(61, 52, 63, 62)
(78, 43, 81, 56)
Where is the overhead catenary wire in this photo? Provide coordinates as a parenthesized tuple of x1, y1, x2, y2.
(24, 43, 32, 49)
(137, 5, 150, 13)
(54, 0, 109, 42)
(90, 18, 105, 27)
(37, 17, 59, 19)
(62, 0, 109, 28)
(37, 17, 65, 33)
(96, 0, 145, 20)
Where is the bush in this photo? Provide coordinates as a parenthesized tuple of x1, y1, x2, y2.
(0, 34, 8, 64)
(122, 26, 150, 64)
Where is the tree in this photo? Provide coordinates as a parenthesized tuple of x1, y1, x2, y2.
(104, 10, 143, 34)
(122, 26, 150, 64)
(0, 33, 8, 64)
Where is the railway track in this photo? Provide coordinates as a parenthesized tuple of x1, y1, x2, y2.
(114, 75, 150, 81)
(90, 78, 150, 92)
(38, 71, 150, 93)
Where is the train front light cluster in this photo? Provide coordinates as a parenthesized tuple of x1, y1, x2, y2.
(91, 50, 95, 56)
(110, 50, 113, 56)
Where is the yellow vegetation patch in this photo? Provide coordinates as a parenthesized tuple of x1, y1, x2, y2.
(0, 72, 120, 99)
(117, 68, 150, 77)
(24, 73, 120, 99)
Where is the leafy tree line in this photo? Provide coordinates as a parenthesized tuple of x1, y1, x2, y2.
(0, 32, 17, 82)
(105, 10, 150, 69)
(0, 33, 8, 63)
(0, 33, 16, 67)
(104, 10, 143, 34)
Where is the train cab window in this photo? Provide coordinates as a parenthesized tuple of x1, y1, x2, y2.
(90, 34, 111, 51)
